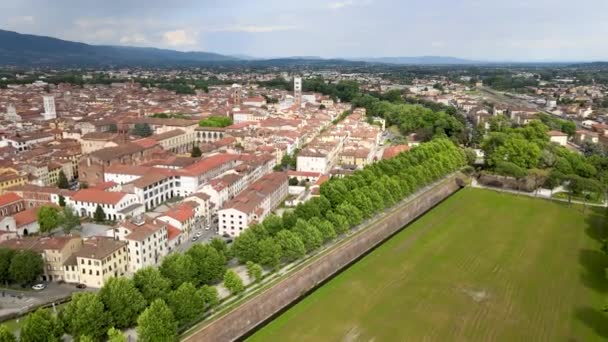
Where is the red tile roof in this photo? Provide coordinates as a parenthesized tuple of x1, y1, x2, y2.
(182, 154, 239, 176)
(71, 189, 127, 205)
(0, 193, 22, 207)
(163, 204, 194, 223)
(167, 224, 182, 241)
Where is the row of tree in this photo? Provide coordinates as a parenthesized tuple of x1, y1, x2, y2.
(231, 138, 467, 269)
(0, 249, 43, 286)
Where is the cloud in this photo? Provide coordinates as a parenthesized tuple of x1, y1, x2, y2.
(162, 29, 198, 46)
(119, 33, 149, 45)
(8, 15, 34, 24)
(328, 0, 354, 9)
(215, 25, 296, 33)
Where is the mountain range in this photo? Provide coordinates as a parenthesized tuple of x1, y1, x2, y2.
(0, 29, 539, 67)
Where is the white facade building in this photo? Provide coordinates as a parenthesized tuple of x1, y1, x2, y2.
(42, 96, 57, 120)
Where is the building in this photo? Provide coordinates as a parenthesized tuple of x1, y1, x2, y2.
(0, 193, 24, 217)
(111, 217, 168, 274)
(68, 189, 144, 221)
(63, 236, 128, 288)
(0, 169, 27, 192)
(294, 77, 302, 105)
(42, 96, 57, 120)
(547, 130, 569, 146)
(218, 172, 288, 237)
(156, 203, 196, 238)
(0, 236, 84, 282)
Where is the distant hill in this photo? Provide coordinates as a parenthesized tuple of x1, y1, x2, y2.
(351, 56, 481, 65)
(0, 29, 238, 66)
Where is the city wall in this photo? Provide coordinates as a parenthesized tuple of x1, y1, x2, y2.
(183, 174, 463, 342)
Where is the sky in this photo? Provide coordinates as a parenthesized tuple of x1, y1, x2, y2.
(1, 0, 607, 61)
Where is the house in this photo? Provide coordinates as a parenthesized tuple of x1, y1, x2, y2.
(63, 236, 128, 288)
(547, 130, 568, 146)
(218, 172, 288, 237)
(69, 189, 144, 221)
(574, 130, 599, 145)
(156, 203, 196, 238)
(0, 206, 46, 236)
(110, 217, 169, 274)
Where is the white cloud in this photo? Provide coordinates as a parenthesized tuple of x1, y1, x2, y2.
(162, 29, 197, 46)
(119, 33, 149, 45)
(328, 0, 354, 9)
(215, 25, 296, 33)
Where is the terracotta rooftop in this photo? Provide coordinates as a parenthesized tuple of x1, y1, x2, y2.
(73, 236, 126, 260)
(71, 189, 128, 205)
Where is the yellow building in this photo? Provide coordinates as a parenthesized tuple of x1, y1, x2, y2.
(63, 236, 128, 288)
(0, 169, 27, 192)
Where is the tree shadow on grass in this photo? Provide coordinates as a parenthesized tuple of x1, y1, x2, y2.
(574, 306, 608, 339)
(578, 249, 608, 293)
(584, 207, 607, 242)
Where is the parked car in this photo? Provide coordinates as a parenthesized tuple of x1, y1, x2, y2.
(192, 236, 198, 241)
(32, 283, 46, 291)
(76, 283, 86, 289)
(196, 232, 202, 237)
(205, 225, 210, 230)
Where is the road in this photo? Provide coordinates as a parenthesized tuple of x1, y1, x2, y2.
(174, 220, 220, 253)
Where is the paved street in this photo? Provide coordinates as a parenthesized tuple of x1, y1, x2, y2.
(0, 282, 90, 319)
(174, 220, 220, 252)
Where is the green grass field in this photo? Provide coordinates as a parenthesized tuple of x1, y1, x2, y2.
(248, 188, 608, 342)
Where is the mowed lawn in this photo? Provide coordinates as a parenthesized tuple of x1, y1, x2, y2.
(248, 188, 608, 342)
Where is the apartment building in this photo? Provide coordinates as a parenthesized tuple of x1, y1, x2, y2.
(0, 193, 24, 217)
(218, 172, 288, 237)
(111, 217, 168, 274)
(63, 236, 128, 288)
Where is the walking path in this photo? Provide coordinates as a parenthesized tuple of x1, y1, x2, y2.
(470, 178, 607, 207)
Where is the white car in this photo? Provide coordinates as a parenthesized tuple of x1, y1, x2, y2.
(32, 283, 46, 291)
(196, 232, 202, 237)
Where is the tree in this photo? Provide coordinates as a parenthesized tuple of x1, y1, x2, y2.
(263, 215, 283, 235)
(9, 250, 43, 285)
(167, 282, 205, 326)
(223, 270, 245, 295)
(94, 205, 106, 223)
(58, 195, 66, 207)
(527, 168, 549, 196)
(198, 285, 220, 309)
(0, 249, 15, 284)
(257, 237, 282, 270)
(107, 327, 127, 342)
(313, 219, 336, 243)
(0, 325, 16, 342)
(137, 299, 178, 342)
(275, 230, 306, 262)
(56, 170, 69, 189)
(20, 309, 62, 342)
(79, 182, 89, 189)
(186, 244, 226, 286)
(293, 219, 323, 252)
(132, 123, 153, 137)
(246, 261, 263, 283)
(160, 253, 197, 289)
(288, 177, 299, 186)
(191, 146, 202, 158)
(79, 336, 94, 342)
(198, 116, 233, 128)
(133, 267, 171, 304)
(99, 277, 146, 328)
(231, 229, 261, 264)
(108, 123, 118, 133)
(37, 206, 60, 233)
(61, 292, 110, 340)
(209, 237, 230, 259)
(60, 205, 80, 234)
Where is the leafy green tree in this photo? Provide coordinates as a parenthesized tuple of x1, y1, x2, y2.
(107, 327, 127, 342)
(223, 270, 245, 295)
(275, 230, 306, 262)
(99, 277, 146, 328)
(60, 205, 80, 234)
(160, 253, 197, 289)
(0, 249, 15, 284)
(288, 177, 299, 186)
(56, 170, 69, 189)
(61, 292, 110, 340)
(58, 195, 66, 207)
(132, 123, 153, 137)
(293, 219, 323, 252)
(137, 299, 178, 342)
(312, 219, 336, 243)
(191, 146, 202, 158)
(167, 282, 205, 326)
(186, 244, 226, 286)
(0, 325, 16, 342)
(9, 250, 43, 285)
(246, 261, 263, 283)
(20, 309, 62, 342)
(37, 206, 60, 233)
(336, 202, 362, 227)
(231, 229, 261, 264)
(133, 267, 171, 304)
(94, 205, 106, 223)
(257, 237, 282, 270)
(198, 285, 220, 309)
(489, 137, 542, 169)
(325, 211, 349, 235)
(79, 336, 94, 342)
(209, 237, 230, 259)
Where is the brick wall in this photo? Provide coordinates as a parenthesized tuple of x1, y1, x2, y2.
(183, 175, 463, 342)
